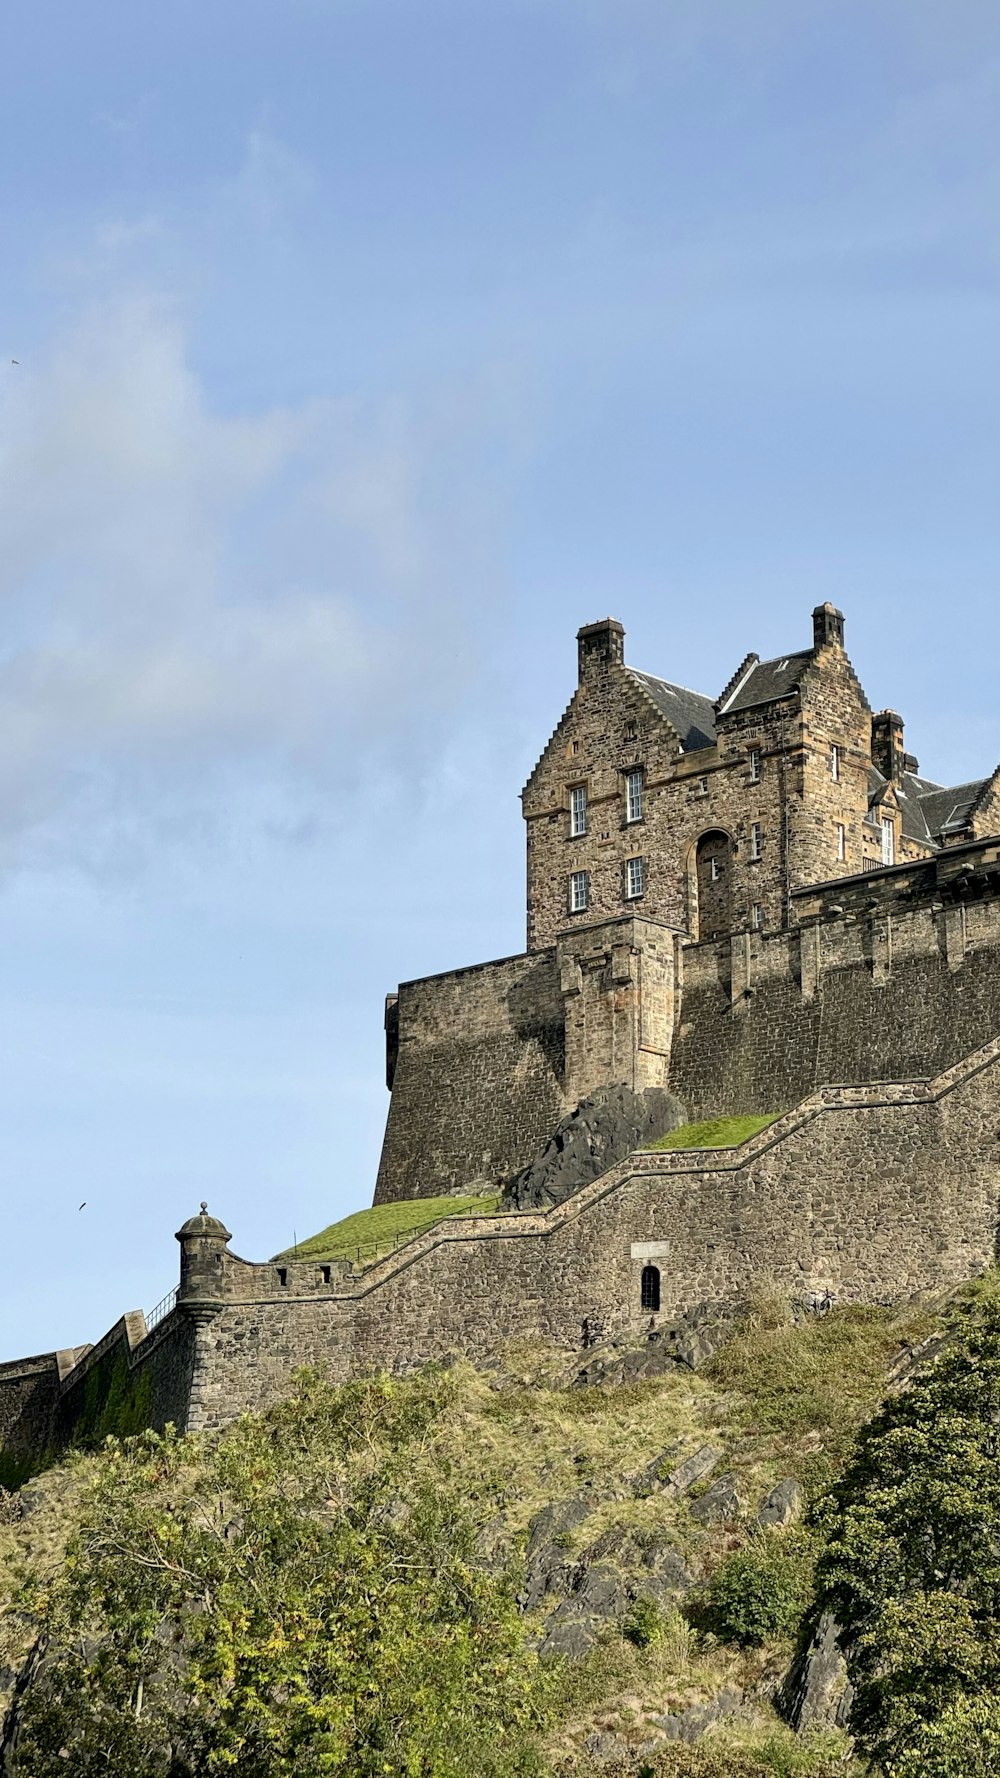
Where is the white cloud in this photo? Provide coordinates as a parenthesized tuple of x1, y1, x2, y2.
(0, 289, 483, 875)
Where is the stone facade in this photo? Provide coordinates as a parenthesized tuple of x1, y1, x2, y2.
(521, 604, 993, 952)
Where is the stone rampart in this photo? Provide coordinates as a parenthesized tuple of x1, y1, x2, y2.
(374, 946, 568, 1203)
(174, 1032, 1000, 1428)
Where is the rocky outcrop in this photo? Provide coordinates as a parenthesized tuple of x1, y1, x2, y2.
(574, 1300, 744, 1388)
(757, 1477, 803, 1529)
(502, 1085, 685, 1211)
(781, 1612, 853, 1732)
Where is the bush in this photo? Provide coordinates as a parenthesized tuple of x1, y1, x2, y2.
(623, 1595, 664, 1648)
(816, 1275, 1000, 1774)
(10, 1370, 549, 1778)
(700, 1533, 814, 1647)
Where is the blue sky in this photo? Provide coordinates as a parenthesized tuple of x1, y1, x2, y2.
(1, 0, 998, 1357)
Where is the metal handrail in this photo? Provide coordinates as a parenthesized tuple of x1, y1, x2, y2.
(145, 1286, 178, 1331)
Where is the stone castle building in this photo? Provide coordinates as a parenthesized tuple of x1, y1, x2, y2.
(375, 604, 1000, 1206)
(6, 601, 1000, 1464)
(524, 605, 995, 949)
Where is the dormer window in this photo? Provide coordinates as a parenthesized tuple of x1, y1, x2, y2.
(625, 768, 643, 823)
(569, 785, 587, 837)
(749, 748, 761, 783)
(831, 745, 841, 782)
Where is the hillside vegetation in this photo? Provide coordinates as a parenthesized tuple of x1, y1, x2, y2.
(0, 1281, 984, 1777)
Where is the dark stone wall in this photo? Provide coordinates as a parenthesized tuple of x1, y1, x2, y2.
(0, 1358, 61, 1484)
(54, 1312, 195, 1447)
(670, 896, 1000, 1120)
(374, 948, 568, 1204)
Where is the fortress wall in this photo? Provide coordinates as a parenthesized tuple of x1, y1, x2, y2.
(184, 1042, 1000, 1427)
(671, 896, 1000, 1120)
(0, 1356, 62, 1482)
(54, 1311, 195, 1446)
(374, 948, 567, 1204)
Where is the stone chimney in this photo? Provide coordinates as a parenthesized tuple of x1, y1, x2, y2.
(872, 710, 906, 784)
(812, 603, 845, 651)
(577, 618, 625, 684)
(176, 1203, 232, 1305)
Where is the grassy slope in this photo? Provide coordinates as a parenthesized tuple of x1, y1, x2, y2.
(274, 1191, 502, 1264)
(647, 1114, 784, 1152)
(1, 1287, 953, 1777)
(288, 1116, 786, 1264)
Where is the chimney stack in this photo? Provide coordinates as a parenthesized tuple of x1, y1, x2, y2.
(872, 710, 906, 784)
(812, 603, 845, 652)
(577, 618, 625, 684)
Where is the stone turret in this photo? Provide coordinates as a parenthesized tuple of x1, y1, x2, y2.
(176, 1203, 232, 1305)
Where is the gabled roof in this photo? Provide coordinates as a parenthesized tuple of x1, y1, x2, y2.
(627, 670, 717, 752)
(718, 650, 813, 715)
(870, 767, 990, 846)
(909, 775, 988, 842)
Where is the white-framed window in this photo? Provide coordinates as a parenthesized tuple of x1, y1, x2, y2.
(625, 768, 643, 824)
(569, 784, 587, 837)
(881, 816, 895, 866)
(751, 903, 764, 931)
(710, 857, 723, 882)
(749, 822, 763, 861)
(625, 856, 645, 899)
(697, 775, 709, 796)
(830, 744, 841, 782)
(569, 870, 589, 913)
(749, 748, 762, 783)
(837, 823, 846, 863)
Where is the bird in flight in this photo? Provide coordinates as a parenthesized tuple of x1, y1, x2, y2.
(78, 1201, 87, 1211)
(10, 359, 18, 365)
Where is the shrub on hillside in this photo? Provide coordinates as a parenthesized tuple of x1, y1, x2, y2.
(817, 1276, 1000, 1776)
(700, 1533, 814, 1648)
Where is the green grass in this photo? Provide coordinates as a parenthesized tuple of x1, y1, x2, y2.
(645, 1112, 784, 1152)
(274, 1192, 502, 1265)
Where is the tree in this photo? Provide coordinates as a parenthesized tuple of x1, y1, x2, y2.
(816, 1279, 1000, 1776)
(11, 1370, 547, 1777)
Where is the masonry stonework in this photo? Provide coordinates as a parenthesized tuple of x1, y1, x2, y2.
(8, 604, 1000, 1468)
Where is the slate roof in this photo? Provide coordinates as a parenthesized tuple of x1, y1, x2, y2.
(627, 670, 717, 752)
(718, 651, 813, 715)
(908, 775, 987, 842)
(869, 767, 989, 846)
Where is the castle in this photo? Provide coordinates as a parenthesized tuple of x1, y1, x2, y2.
(5, 603, 1000, 1471)
(376, 605, 1000, 1205)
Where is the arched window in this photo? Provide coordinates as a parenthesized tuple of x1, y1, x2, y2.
(640, 1265, 661, 1313)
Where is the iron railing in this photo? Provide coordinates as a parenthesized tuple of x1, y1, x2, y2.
(145, 1286, 178, 1331)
